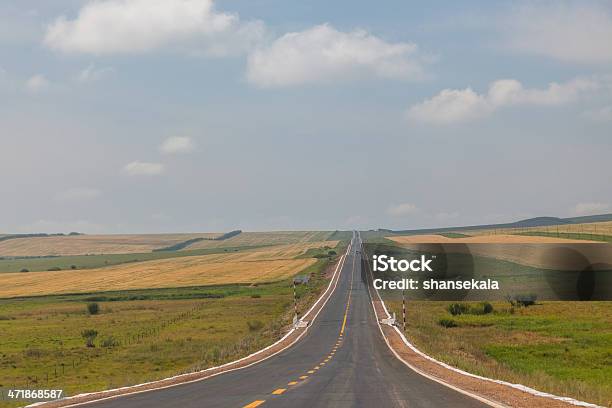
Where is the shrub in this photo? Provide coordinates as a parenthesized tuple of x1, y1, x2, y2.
(447, 303, 469, 316)
(246, 320, 264, 332)
(70, 265, 77, 270)
(81, 329, 98, 347)
(87, 303, 100, 315)
(482, 302, 494, 314)
(47, 267, 61, 271)
(20, 268, 29, 273)
(328, 250, 337, 256)
(438, 318, 458, 328)
(251, 294, 261, 298)
(100, 336, 119, 348)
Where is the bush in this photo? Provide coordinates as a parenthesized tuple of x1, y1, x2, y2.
(448, 302, 494, 316)
(81, 329, 98, 347)
(328, 250, 337, 256)
(20, 268, 29, 273)
(447, 303, 469, 316)
(70, 265, 77, 270)
(246, 320, 264, 332)
(47, 266, 61, 271)
(251, 294, 261, 298)
(87, 302, 100, 315)
(438, 318, 458, 328)
(100, 336, 119, 348)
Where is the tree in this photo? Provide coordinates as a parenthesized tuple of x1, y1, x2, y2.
(81, 329, 98, 347)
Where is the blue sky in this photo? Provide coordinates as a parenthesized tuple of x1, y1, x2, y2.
(1, 0, 611, 233)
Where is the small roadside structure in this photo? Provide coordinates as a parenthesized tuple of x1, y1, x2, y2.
(293, 275, 310, 285)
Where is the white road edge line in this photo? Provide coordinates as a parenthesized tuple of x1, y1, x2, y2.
(359, 233, 603, 408)
(28, 238, 354, 408)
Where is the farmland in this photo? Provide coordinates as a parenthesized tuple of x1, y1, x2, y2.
(0, 241, 339, 298)
(387, 234, 598, 244)
(181, 231, 334, 250)
(385, 300, 612, 407)
(456, 221, 612, 243)
(0, 233, 346, 407)
(0, 234, 222, 257)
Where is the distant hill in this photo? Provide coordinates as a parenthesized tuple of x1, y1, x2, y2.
(389, 213, 612, 235)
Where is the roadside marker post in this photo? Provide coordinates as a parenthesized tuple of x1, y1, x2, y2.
(402, 288, 406, 332)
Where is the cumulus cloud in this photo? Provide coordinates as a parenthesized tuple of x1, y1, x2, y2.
(573, 202, 610, 216)
(55, 188, 101, 202)
(387, 203, 419, 217)
(24, 74, 49, 92)
(76, 64, 114, 83)
(504, 4, 612, 64)
(246, 24, 429, 87)
(159, 136, 195, 154)
(124, 161, 164, 176)
(43, 0, 264, 56)
(407, 77, 599, 124)
(582, 105, 612, 122)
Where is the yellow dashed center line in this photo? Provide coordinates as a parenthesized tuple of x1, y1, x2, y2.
(243, 401, 265, 408)
(245, 247, 359, 406)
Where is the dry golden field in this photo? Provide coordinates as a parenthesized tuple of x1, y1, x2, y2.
(182, 231, 333, 250)
(0, 233, 221, 256)
(387, 234, 596, 244)
(461, 221, 612, 237)
(0, 241, 338, 298)
(387, 236, 611, 271)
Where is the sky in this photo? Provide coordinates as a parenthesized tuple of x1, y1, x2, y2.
(1, 0, 611, 233)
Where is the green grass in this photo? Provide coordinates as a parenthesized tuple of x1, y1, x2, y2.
(515, 231, 612, 243)
(0, 245, 269, 273)
(0, 247, 344, 407)
(386, 300, 612, 406)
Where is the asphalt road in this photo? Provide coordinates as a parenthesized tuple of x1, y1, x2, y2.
(85, 233, 487, 408)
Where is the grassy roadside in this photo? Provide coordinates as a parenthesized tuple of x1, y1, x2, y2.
(0, 246, 346, 407)
(386, 300, 612, 407)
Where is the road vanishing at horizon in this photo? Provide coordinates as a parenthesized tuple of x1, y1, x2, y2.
(85, 234, 487, 408)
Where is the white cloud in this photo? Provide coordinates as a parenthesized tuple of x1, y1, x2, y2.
(246, 24, 429, 88)
(160, 136, 195, 154)
(504, 4, 612, 64)
(407, 77, 599, 124)
(573, 202, 610, 216)
(44, 0, 264, 56)
(24, 74, 49, 92)
(582, 105, 612, 122)
(55, 188, 101, 202)
(387, 203, 419, 217)
(124, 161, 164, 176)
(77, 64, 114, 83)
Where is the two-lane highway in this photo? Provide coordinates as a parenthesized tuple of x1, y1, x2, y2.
(83, 233, 487, 408)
